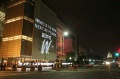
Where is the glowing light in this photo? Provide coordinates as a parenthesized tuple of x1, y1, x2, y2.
(0, 12, 5, 21)
(69, 57, 72, 60)
(64, 31, 68, 36)
(105, 61, 110, 65)
(2, 35, 32, 42)
(115, 53, 119, 57)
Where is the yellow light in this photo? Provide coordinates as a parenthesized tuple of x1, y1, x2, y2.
(2, 35, 32, 42)
(105, 61, 110, 65)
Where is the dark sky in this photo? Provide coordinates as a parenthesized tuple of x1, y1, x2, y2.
(43, 0, 120, 57)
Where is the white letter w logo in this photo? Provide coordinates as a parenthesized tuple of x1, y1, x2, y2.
(41, 39, 52, 54)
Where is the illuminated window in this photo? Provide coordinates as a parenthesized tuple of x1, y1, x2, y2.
(7, 0, 26, 8)
(2, 35, 32, 42)
(0, 12, 5, 22)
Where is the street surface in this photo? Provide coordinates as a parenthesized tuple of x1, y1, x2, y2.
(0, 68, 119, 79)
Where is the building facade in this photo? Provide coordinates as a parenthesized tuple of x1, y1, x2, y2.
(0, 0, 77, 66)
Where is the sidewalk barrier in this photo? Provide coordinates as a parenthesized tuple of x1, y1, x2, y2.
(5, 67, 12, 71)
(35, 68, 38, 71)
(42, 67, 52, 71)
(17, 68, 22, 72)
(3, 66, 52, 72)
(26, 68, 30, 72)
(17, 67, 38, 72)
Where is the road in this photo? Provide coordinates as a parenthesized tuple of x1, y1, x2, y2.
(0, 69, 118, 79)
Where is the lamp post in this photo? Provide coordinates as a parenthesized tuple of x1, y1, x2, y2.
(63, 31, 69, 56)
(63, 31, 78, 63)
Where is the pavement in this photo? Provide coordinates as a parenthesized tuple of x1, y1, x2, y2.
(0, 69, 111, 79)
(110, 71, 120, 79)
(43, 68, 120, 79)
(0, 67, 120, 79)
(108, 68, 120, 79)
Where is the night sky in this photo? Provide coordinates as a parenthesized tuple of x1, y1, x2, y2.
(43, 0, 120, 57)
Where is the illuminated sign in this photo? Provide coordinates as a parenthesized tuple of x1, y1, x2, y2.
(35, 18, 56, 37)
(41, 37, 52, 54)
(35, 18, 56, 54)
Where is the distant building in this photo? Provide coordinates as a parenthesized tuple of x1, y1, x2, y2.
(107, 52, 112, 58)
(104, 51, 114, 63)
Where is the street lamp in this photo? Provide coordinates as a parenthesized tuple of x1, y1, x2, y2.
(62, 31, 69, 56)
(63, 31, 68, 36)
(69, 57, 72, 60)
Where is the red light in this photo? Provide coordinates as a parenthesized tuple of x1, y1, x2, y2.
(118, 49, 120, 53)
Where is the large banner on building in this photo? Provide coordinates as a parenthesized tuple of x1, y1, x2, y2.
(32, 0, 57, 60)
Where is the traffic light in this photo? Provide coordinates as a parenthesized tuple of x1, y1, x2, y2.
(115, 52, 119, 57)
(118, 49, 120, 53)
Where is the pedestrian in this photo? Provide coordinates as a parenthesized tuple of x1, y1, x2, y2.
(3, 63, 6, 71)
(0, 63, 3, 71)
(73, 65, 77, 71)
(38, 64, 42, 71)
(12, 64, 16, 71)
(51, 64, 54, 69)
(71, 64, 74, 71)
